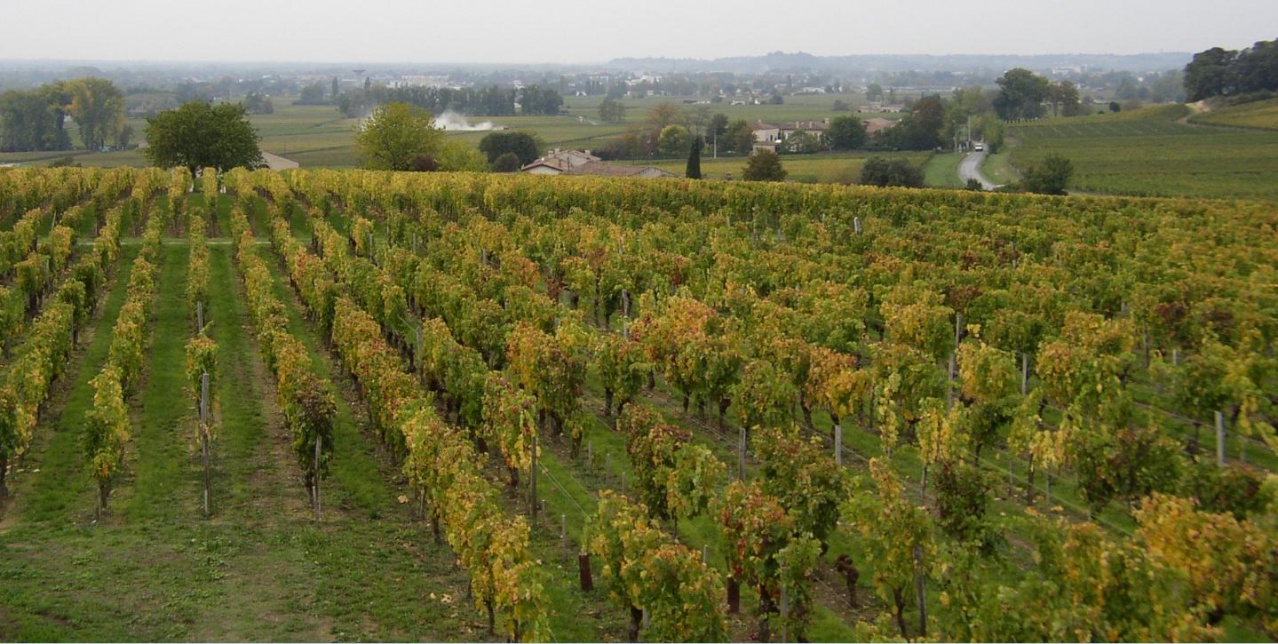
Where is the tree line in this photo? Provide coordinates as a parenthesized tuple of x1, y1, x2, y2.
(0, 78, 129, 153)
(336, 83, 563, 119)
(1184, 38, 1278, 102)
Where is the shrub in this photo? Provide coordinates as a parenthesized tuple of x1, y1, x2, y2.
(859, 156, 923, 188)
(1021, 154, 1073, 195)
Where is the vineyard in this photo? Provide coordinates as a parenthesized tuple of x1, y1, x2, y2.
(1, 167, 1276, 642)
(1189, 97, 1278, 131)
(1006, 105, 1278, 202)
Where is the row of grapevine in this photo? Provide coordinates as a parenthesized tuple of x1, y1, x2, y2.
(254, 197, 552, 642)
(84, 200, 168, 512)
(0, 205, 100, 356)
(228, 206, 335, 515)
(0, 207, 49, 279)
(0, 204, 124, 495)
(186, 199, 217, 515)
(0, 167, 109, 223)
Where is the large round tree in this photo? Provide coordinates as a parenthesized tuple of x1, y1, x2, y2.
(826, 114, 867, 151)
(144, 101, 262, 176)
(742, 149, 787, 182)
(355, 102, 444, 171)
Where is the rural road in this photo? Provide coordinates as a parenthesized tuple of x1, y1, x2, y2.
(958, 146, 999, 190)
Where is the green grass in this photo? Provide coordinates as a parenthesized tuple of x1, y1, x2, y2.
(118, 243, 190, 522)
(982, 151, 1020, 185)
(922, 151, 965, 188)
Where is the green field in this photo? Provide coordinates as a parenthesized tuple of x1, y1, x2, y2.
(1006, 104, 1278, 200)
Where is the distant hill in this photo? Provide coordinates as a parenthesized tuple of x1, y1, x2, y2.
(606, 51, 1192, 75)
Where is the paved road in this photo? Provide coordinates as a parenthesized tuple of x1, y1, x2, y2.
(958, 147, 999, 190)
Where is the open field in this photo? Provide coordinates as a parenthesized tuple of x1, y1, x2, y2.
(1005, 104, 1278, 200)
(1, 168, 1275, 641)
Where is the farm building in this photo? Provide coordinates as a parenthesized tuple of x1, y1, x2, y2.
(521, 149, 673, 178)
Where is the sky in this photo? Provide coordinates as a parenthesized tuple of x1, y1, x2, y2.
(1, 0, 1275, 64)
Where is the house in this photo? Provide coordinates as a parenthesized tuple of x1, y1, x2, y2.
(521, 149, 601, 174)
(779, 120, 831, 140)
(563, 161, 674, 179)
(520, 150, 674, 179)
(752, 120, 831, 151)
(751, 121, 781, 144)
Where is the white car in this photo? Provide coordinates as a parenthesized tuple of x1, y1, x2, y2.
(973, 142, 985, 152)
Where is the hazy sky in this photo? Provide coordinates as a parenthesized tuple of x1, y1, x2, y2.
(1, 0, 1274, 64)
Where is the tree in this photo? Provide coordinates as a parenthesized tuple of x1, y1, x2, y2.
(1235, 39, 1278, 95)
(436, 140, 488, 172)
(686, 137, 703, 179)
(144, 101, 262, 177)
(645, 102, 681, 131)
(115, 124, 134, 149)
(878, 98, 944, 150)
(1021, 154, 1073, 195)
(707, 112, 729, 139)
(1184, 39, 1278, 101)
(742, 149, 786, 181)
(826, 114, 866, 150)
(913, 95, 945, 136)
(598, 97, 626, 124)
(244, 91, 274, 115)
(354, 102, 444, 171)
(859, 156, 923, 188)
(994, 68, 1050, 121)
(680, 105, 712, 138)
(1184, 47, 1239, 101)
(0, 81, 73, 153)
(519, 85, 563, 116)
(69, 78, 124, 151)
(492, 152, 522, 172)
(657, 124, 690, 156)
(723, 118, 755, 155)
(478, 131, 542, 167)
(866, 83, 885, 102)
(297, 82, 327, 105)
(1047, 81, 1082, 117)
